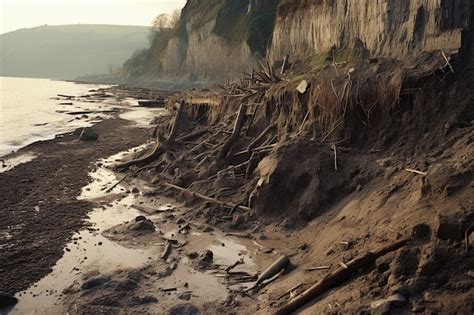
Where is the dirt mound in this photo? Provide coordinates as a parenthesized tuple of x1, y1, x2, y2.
(249, 140, 355, 220)
(109, 52, 473, 313)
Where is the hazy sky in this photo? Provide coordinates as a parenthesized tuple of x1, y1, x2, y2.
(0, 0, 187, 34)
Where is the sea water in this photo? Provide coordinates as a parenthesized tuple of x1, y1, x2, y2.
(0, 76, 110, 156)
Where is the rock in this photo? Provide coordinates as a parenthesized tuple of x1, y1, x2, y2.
(298, 243, 310, 251)
(388, 284, 410, 297)
(411, 303, 426, 313)
(376, 157, 394, 167)
(197, 250, 214, 268)
(135, 215, 147, 222)
(231, 213, 245, 227)
(169, 303, 199, 315)
(130, 295, 158, 306)
(436, 214, 464, 241)
(81, 275, 111, 290)
(187, 252, 199, 259)
(177, 292, 192, 300)
(129, 220, 155, 232)
(296, 80, 308, 94)
(79, 128, 99, 141)
(391, 248, 420, 277)
(370, 294, 407, 313)
(0, 292, 18, 309)
(412, 223, 431, 240)
(405, 277, 429, 295)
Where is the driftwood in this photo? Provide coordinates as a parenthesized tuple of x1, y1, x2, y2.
(405, 168, 427, 176)
(246, 124, 276, 155)
(225, 258, 244, 273)
(164, 183, 251, 212)
(161, 241, 172, 260)
(116, 101, 185, 169)
(106, 162, 161, 193)
(234, 144, 277, 158)
(218, 102, 248, 159)
(66, 110, 118, 115)
(275, 238, 410, 315)
(245, 255, 291, 292)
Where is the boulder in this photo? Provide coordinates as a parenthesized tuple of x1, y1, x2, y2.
(79, 127, 99, 141)
(177, 292, 192, 300)
(0, 292, 18, 309)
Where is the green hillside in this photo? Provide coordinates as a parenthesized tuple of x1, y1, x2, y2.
(0, 24, 149, 80)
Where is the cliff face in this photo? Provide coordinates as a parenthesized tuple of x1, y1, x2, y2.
(126, 0, 279, 84)
(269, 0, 471, 63)
(161, 14, 258, 81)
(124, 0, 472, 86)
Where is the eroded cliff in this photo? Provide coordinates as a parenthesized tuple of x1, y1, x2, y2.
(123, 0, 472, 87)
(270, 0, 472, 63)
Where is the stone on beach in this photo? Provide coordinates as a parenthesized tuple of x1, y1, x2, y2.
(80, 128, 99, 141)
(0, 292, 18, 309)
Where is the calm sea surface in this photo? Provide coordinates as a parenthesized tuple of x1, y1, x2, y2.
(0, 76, 109, 156)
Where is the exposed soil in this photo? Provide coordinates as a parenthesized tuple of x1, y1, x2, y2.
(0, 117, 148, 294)
(1, 54, 473, 315)
(62, 55, 472, 314)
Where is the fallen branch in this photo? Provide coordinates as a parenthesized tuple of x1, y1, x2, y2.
(405, 168, 427, 176)
(219, 102, 248, 159)
(226, 258, 244, 273)
(234, 144, 277, 158)
(106, 162, 161, 193)
(176, 127, 209, 143)
(441, 51, 455, 74)
(161, 241, 172, 260)
(116, 101, 184, 169)
(164, 183, 251, 212)
(277, 283, 305, 301)
(246, 124, 276, 154)
(275, 238, 410, 315)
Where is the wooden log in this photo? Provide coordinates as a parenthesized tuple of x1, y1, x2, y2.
(234, 144, 277, 158)
(115, 101, 184, 170)
(176, 127, 209, 142)
(275, 238, 410, 315)
(218, 102, 248, 160)
(246, 124, 276, 154)
(164, 183, 251, 212)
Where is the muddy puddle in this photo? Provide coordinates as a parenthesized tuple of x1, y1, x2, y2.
(7, 146, 271, 314)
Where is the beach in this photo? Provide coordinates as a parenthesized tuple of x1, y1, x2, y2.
(0, 115, 149, 294)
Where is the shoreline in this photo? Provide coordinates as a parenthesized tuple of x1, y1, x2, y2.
(0, 116, 149, 294)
